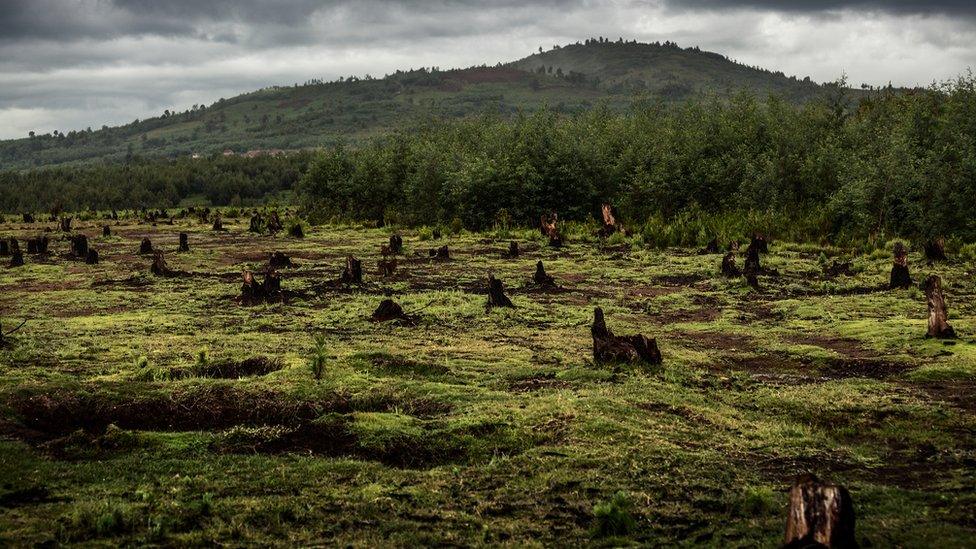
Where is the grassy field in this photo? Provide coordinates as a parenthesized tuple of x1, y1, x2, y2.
(0, 214, 974, 546)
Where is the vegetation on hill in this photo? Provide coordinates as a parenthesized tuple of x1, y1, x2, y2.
(296, 74, 976, 244)
(0, 39, 861, 170)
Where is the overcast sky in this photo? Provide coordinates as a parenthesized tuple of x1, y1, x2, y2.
(0, 0, 974, 140)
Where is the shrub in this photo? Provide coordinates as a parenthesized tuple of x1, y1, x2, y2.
(309, 335, 328, 381)
(591, 491, 636, 538)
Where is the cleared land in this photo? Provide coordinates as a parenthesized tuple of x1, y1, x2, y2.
(0, 214, 974, 546)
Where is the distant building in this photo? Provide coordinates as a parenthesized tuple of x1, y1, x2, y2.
(222, 149, 235, 156)
(243, 149, 286, 158)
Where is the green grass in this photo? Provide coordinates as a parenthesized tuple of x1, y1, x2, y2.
(0, 213, 973, 546)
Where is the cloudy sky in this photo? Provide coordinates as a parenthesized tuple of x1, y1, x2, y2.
(0, 0, 974, 140)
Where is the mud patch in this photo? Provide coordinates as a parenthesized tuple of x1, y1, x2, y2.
(195, 356, 284, 379)
(507, 373, 572, 393)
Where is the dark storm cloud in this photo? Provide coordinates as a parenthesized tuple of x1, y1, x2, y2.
(0, 0, 974, 139)
(665, 0, 976, 16)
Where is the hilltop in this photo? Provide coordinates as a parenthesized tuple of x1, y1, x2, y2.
(0, 39, 848, 170)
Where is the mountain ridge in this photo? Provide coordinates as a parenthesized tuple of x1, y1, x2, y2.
(0, 39, 860, 170)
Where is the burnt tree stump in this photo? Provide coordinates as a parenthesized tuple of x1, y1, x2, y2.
(249, 213, 264, 233)
(533, 261, 556, 287)
(591, 307, 662, 365)
(268, 252, 293, 269)
(240, 270, 283, 304)
(178, 233, 190, 252)
(924, 237, 947, 263)
(507, 241, 520, 258)
(746, 272, 761, 292)
(0, 239, 7, 256)
(341, 256, 363, 285)
(9, 251, 24, 267)
(58, 216, 72, 232)
(389, 234, 403, 255)
(139, 237, 154, 255)
(432, 228, 442, 240)
(288, 223, 304, 238)
(923, 275, 956, 339)
(784, 474, 857, 549)
(378, 258, 397, 277)
(371, 299, 413, 323)
(429, 245, 450, 260)
(8, 238, 20, 256)
(103, 225, 111, 237)
(70, 234, 89, 257)
(823, 260, 854, 278)
(212, 215, 224, 231)
(698, 238, 720, 255)
(25, 236, 46, 254)
(266, 212, 283, 234)
(22, 213, 35, 223)
(890, 242, 912, 289)
(150, 251, 171, 276)
(721, 252, 741, 278)
(85, 249, 99, 265)
(486, 274, 515, 310)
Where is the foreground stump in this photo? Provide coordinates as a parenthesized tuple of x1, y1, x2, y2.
(139, 237, 153, 255)
(69, 234, 89, 258)
(150, 251, 171, 276)
(429, 245, 450, 260)
(178, 233, 190, 252)
(85, 249, 99, 265)
(923, 275, 955, 339)
(486, 274, 515, 310)
(9, 251, 24, 267)
(591, 307, 662, 365)
(721, 252, 741, 278)
(889, 242, 912, 289)
(341, 256, 363, 284)
(268, 252, 293, 269)
(371, 299, 415, 323)
(533, 261, 556, 287)
(784, 474, 856, 549)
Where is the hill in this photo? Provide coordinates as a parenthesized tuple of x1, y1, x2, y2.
(0, 39, 847, 170)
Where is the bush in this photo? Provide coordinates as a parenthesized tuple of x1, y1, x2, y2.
(309, 335, 328, 381)
(592, 491, 636, 538)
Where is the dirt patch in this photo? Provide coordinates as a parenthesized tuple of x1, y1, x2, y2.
(507, 373, 572, 393)
(196, 357, 284, 379)
(784, 334, 877, 360)
(818, 357, 915, 379)
(680, 331, 756, 352)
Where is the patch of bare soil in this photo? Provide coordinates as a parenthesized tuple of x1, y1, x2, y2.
(679, 331, 755, 352)
(195, 357, 284, 378)
(507, 373, 572, 393)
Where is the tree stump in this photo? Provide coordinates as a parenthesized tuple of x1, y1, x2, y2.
(744, 244, 762, 277)
(507, 241, 520, 258)
(533, 261, 556, 287)
(429, 245, 450, 260)
(784, 474, 857, 549)
(240, 270, 283, 304)
(432, 228, 442, 240)
(249, 213, 264, 233)
(924, 237, 947, 263)
(139, 237, 153, 255)
(266, 212, 283, 234)
(389, 234, 403, 255)
(750, 232, 769, 254)
(698, 238, 720, 255)
(8, 238, 20, 256)
(889, 242, 912, 289)
(341, 256, 363, 284)
(486, 274, 515, 310)
(371, 299, 412, 322)
(26, 236, 48, 254)
(923, 275, 955, 339)
(58, 216, 72, 232)
(721, 252, 741, 278)
(746, 271, 761, 292)
(823, 260, 853, 278)
(178, 233, 190, 252)
(729, 240, 741, 253)
(597, 203, 624, 238)
(378, 258, 397, 277)
(70, 234, 89, 257)
(288, 223, 304, 238)
(85, 249, 99, 265)
(103, 225, 111, 237)
(9, 251, 23, 267)
(0, 239, 7, 256)
(540, 212, 563, 247)
(212, 215, 224, 231)
(22, 213, 35, 223)
(150, 251, 171, 276)
(268, 252, 293, 269)
(591, 307, 662, 365)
